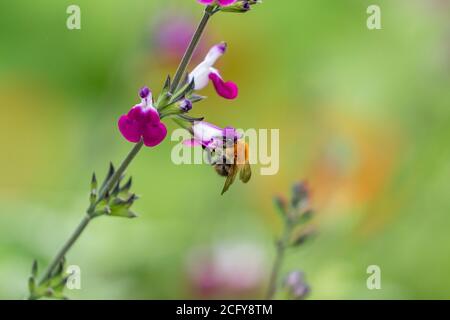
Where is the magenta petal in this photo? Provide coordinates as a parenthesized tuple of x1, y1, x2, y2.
(142, 122, 167, 147)
(197, 0, 214, 4)
(127, 105, 146, 119)
(118, 114, 142, 143)
(209, 73, 239, 100)
(217, 0, 237, 6)
(143, 107, 161, 125)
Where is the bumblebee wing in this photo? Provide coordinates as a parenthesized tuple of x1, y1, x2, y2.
(239, 161, 252, 183)
(221, 165, 239, 195)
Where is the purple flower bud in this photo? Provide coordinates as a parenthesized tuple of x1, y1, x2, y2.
(139, 86, 151, 99)
(291, 181, 310, 210)
(179, 99, 193, 112)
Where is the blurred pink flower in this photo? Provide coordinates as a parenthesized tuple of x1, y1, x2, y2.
(186, 242, 267, 298)
(152, 13, 201, 65)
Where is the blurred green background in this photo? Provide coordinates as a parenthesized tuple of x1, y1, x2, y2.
(1, 0, 449, 299)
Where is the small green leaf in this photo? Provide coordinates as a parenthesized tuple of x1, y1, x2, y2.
(163, 75, 171, 91)
(101, 162, 115, 190)
(120, 177, 132, 193)
(187, 94, 206, 104)
(156, 75, 173, 108)
(31, 259, 38, 278)
(178, 114, 205, 122)
(291, 227, 316, 247)
(108, 194, 138, 218)
(91, 173, 97, 191)
(170, 79, 195, 104)
(28, 276, 36, 294)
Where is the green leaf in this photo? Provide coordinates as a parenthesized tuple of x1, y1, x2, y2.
(178, 114, 205, 122)
(90, 173, 98, 204)
(170, 79, 195, 104)
(187, 94, 206, 104)
(91, 173, 97, 191)
(108, 194, 138, 218)
(156, 75, 172, 108)
(291, 227, 316, 247)
(120, 177, 132, 193)
(28, 276, 36, 294)
(101, 162, 115, 191)
(163, 75, 171, 91)
(31, 259, 38, 278)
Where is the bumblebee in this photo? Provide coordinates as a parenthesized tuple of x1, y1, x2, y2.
(211, 139, 252, 195)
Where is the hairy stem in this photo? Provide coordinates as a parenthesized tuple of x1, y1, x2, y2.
(170, 5, 215, 93)
(266, 221, 293, 300)
(37, 6, 215, 287)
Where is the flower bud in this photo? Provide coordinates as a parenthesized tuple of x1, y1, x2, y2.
(179, 99, 193, 112)
(220, 1, 251, 13)
(291, 181, 310, 211)
(219, 0, 261, 13)
(284, 271, 310, 300)
(139, 86, 151, 99)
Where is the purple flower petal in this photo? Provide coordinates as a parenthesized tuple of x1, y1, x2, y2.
(142, 122, 167, 147)
(118, 105, 167, 147)
(209, 72, 239, 100)
(118, 113, 142, 143)
(217, 0, 238, 7)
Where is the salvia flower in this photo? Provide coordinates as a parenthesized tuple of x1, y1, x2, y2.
(189, 43, 239, 100)
(118, 87, 167, 147)
(197, 0, 238, 7)
(184, 121, 241, 149)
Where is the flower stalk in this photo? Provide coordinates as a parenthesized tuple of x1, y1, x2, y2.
(266, 219, 294, 300)
(170, 5, 215, 93)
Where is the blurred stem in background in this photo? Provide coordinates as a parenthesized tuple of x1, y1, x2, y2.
(266, 219, 294, 299)
(266, 182, 315, 300)
(28, 5, 216, 300)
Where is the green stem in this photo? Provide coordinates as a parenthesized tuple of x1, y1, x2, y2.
(37, 6, 215, 287)
(39, 215, 91, 284)
(266, 220, 293, 300)
(170, 5, 215, 93)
